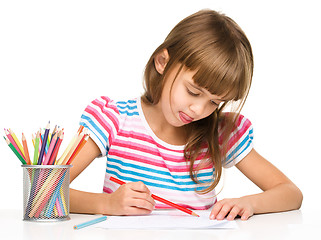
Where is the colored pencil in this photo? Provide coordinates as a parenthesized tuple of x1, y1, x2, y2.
(42, 133, 57, 165)
(77, 125, 84, 134)
(73, 216, 107, 230)
(8, 128, 25, 158)
(50, 125, 58, 142)
(37, 122, 50, 165)
(33, 131, 40, 165)
(32, 134, 35, 147)
(50, 131, 64, 165)
(4, 136, 27, 165)
(66, 135, 89, 165)
(56, 133, 77, 165)
(61, 133, 84, 165)
(5, 129, 25, 161)
(31, 170, 65, 218)
(109, 176, 200, 217)
(59, 188, 68, 215)
(22, 133, 31, 165)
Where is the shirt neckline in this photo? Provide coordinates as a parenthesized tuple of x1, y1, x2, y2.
(136, 97, 185, 151)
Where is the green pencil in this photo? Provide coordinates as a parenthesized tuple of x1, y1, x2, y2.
(4, 136, 27, 165)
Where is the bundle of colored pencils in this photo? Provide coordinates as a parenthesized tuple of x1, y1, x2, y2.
(3, 123, 89, 166)
(3, 123, 89, 220)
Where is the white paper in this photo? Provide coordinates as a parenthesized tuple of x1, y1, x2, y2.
(95, 210, 237, 229)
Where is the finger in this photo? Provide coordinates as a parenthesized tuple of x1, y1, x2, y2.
(120, 184, 155, 206)
(210, 201, 224, 219)
(126, 206, 153, 216)
(130, 198, 155, 211)
(216, 204, 232, 220)
(227, 206, 240, 221)
(240, 210, 252, 221)
(131, 191, 156, 206)
(129, 181, 151, 193)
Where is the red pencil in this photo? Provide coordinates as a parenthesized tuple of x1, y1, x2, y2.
(109, 176, 199, 217)
(49, 131, 64, 165)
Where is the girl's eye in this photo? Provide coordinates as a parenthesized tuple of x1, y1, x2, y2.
(187, 88, 200, 96)
(210, 100, 219, 106)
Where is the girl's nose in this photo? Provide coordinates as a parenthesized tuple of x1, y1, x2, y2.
(189, 102, 205, 116)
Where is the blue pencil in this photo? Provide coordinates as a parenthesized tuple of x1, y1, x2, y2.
(73, 216, 107, 230)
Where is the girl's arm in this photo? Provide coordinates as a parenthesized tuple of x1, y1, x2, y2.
(69, 137, 155, 215)
(210, 148, 303, 220)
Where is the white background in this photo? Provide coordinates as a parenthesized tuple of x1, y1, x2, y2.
(0, 0, 320, 212)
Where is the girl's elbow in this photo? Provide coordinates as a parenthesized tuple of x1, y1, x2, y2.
(292, 184, 303, 210)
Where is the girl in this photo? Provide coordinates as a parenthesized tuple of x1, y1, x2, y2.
(70, 9, 302, 220)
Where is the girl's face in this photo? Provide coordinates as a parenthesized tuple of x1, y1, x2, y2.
(160, 64, 225, 127)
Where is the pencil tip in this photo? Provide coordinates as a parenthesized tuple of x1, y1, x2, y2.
(191, 212, 200, 217)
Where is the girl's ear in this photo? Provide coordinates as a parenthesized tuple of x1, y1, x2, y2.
(154, 49, 170, 75)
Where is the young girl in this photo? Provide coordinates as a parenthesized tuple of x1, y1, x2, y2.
(70, 9, 302, 220)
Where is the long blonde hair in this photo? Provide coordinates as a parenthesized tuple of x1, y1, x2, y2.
(142, 9, 253, 193)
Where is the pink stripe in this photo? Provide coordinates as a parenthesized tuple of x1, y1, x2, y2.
(218, 113, 243, 143)
(101, 96, 120, 114)
(85, 106, 115, 147)
(108, 150, 213, 172)
(113, 138, 209, 163)
(109, 150, 186, 171)
(218, 114, 251, 151)
(92, 99, 119, 131)
(118, 130, 184, 153)
(113, 140, 187, 162)
(227, 118, 251, 150)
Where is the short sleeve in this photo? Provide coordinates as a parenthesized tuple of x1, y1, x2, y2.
(220, 114, 254, 168)
(79, 96, 120, 157)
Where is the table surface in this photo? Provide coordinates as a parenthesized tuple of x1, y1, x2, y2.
(0, 209, 319, 240)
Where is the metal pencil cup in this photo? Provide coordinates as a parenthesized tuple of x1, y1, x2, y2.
(22, 165, 72, 222)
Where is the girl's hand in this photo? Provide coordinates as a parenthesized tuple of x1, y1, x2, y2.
(210, 197, 254, 221)
(107, 181, 156, 216)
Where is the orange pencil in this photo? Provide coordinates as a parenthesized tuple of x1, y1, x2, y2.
(61, 132, 85, 165)
(77, 125, 84, 134)
(66, 135, 89, 165)
(109, 176, 200, 217)
(22, 133, 31, 165)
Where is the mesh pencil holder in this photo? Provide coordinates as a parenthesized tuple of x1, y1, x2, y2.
(22, 165, 72, 222)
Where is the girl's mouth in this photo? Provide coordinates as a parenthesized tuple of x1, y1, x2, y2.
(179, 111, 194, 124)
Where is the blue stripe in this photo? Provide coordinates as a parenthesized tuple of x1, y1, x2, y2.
(118, 110, 139, 116)
(107, 157, 213, 180)
(108, 170, 210, 192)
(116, 104, 137, 110)
(225, 128, 253, 165)
(80, 115, 109, 152)
(116, 100, 137, 105)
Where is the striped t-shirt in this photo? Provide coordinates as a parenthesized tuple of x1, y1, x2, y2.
(79, 96, 254, 210)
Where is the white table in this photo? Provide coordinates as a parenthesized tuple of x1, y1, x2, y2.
(0, 209, 319, 240)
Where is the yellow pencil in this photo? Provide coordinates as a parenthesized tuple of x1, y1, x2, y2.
(61, 132, 84, 165)
(32, 134, 35, 147)
(56, 133, 77, 165)
(9, 128, 25, 158)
